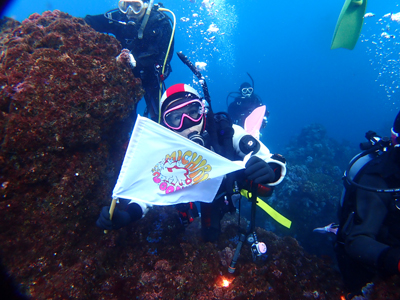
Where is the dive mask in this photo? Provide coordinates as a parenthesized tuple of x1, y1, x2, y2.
(242, 87, 253, 97)
(163, 99, 205, 131)
(118, 0, 146, 14)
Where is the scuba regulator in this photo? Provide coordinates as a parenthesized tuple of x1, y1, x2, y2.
(247, 231, 267, 261)
(359, 130, 391, 151)
(344, 130, 400, 194)
(228, 184, 268, 274)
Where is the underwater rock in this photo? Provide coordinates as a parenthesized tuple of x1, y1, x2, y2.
(0, 12, 394, 299)
(263, 123, 356, 257)
(0, 10, 143, 298)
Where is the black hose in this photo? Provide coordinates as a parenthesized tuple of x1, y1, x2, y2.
(228, 233, 246, 274)
(246, 72, 255, 89)
(249, 182, 258, 233)
(176, 51, 222, 154)
(226, 91, 240, 109)
(177, 52, 211, 108)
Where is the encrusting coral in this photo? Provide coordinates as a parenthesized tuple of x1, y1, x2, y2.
(0, 10, 399, 300)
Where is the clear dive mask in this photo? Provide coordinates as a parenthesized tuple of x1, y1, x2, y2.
(241, 87, 253, 97)
(118, 0, 146, 14)
(163, 99, 205, 131)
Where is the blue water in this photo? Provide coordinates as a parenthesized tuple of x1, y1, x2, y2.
(2, 0, 399, 152)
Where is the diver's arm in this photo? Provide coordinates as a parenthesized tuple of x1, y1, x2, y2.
(232, 125, 286, 185)
(345, 174, 400, 274)
(84, 13, 117, 34)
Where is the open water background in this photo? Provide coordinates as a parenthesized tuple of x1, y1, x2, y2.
(2, 0, 399, 152)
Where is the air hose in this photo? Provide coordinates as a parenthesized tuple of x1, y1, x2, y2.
(138, 0, 154, 39)
(157, 7, 176, 123)
(228, 234, 246, 274)
(176, 52, 222, 154)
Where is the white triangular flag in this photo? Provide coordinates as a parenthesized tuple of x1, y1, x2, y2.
(112, 115, 245, 206)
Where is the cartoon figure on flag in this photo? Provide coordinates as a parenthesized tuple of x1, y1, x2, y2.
(152, 150, 212, 193)
(97, 83, 287, 242)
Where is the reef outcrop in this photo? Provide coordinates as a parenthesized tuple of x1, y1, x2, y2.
(258, 124, 356, 257)
(0, 11, 398, 300)
(0, 10, 143, 298)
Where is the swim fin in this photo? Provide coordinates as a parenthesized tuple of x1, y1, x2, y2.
(244, 105, 266, 140)
(331, 0, 368, 50)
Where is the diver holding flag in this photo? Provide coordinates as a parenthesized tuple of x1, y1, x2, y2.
(96, 53, 287, 243)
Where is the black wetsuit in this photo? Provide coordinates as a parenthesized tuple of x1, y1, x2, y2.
(84, 9, 174, 120)
(176, 114, 284, 242)
(336, 148, 400, 294)
(228, 95, 267, 128)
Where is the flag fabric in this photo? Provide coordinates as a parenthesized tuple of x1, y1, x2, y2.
(112, 115, 245, 206)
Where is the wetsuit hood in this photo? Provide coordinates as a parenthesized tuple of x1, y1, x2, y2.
(239, 82, 252, 90)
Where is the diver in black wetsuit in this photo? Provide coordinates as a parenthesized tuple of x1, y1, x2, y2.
(227, 78, 269, 128)
(96, 83, 287, 242)
(335, 111, 400, 298)
(84, 0, 174, 121)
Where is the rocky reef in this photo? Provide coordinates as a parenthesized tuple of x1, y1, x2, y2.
(254, 124, 356, 257)
(255, 124, 400, 298)
(0, 14, 346, 297)
(0, 10, 143, 298)
(0, 10, 399, 300)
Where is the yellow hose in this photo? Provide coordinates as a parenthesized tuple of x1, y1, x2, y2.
(240, 190, 292, 229)
(157, 7, 176, 124)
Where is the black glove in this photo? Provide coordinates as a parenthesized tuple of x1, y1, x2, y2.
(96, 206, 131, 230)
(245, 156, 275, 184)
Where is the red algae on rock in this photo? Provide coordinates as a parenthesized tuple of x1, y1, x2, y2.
(0, 10, 143, 299)
(0, 10, 398, 300)
(0, 11, 350, 297)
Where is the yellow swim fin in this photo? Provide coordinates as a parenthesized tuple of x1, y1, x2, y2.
(331, 0, 368, 50)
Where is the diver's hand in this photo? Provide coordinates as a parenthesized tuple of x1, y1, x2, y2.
(96, 206, 131, 230)
(116, 49, 136, 69)
(245, 156, 275, 184)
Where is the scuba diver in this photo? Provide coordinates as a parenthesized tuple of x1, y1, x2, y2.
(227, 73, 269, 128)
(326, 111, 400, 299)
(84, 0, 175, 121)
(96, 60, 287, 242)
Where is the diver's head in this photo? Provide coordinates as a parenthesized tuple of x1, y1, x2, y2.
(391, 111, 400, 146)
(240, 82, 253, 98)
(160, 84, 207, 139)
(118, 0, 148, 20)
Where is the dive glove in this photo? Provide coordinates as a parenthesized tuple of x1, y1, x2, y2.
(96, 206, 131, 230)
(245, 156, 275, 184)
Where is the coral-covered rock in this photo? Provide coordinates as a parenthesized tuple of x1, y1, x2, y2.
(0, 11, 395, 300)
(94, 207, 346, 300)
(0, 10, 143, 298)
(258, 123, 356, 257)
